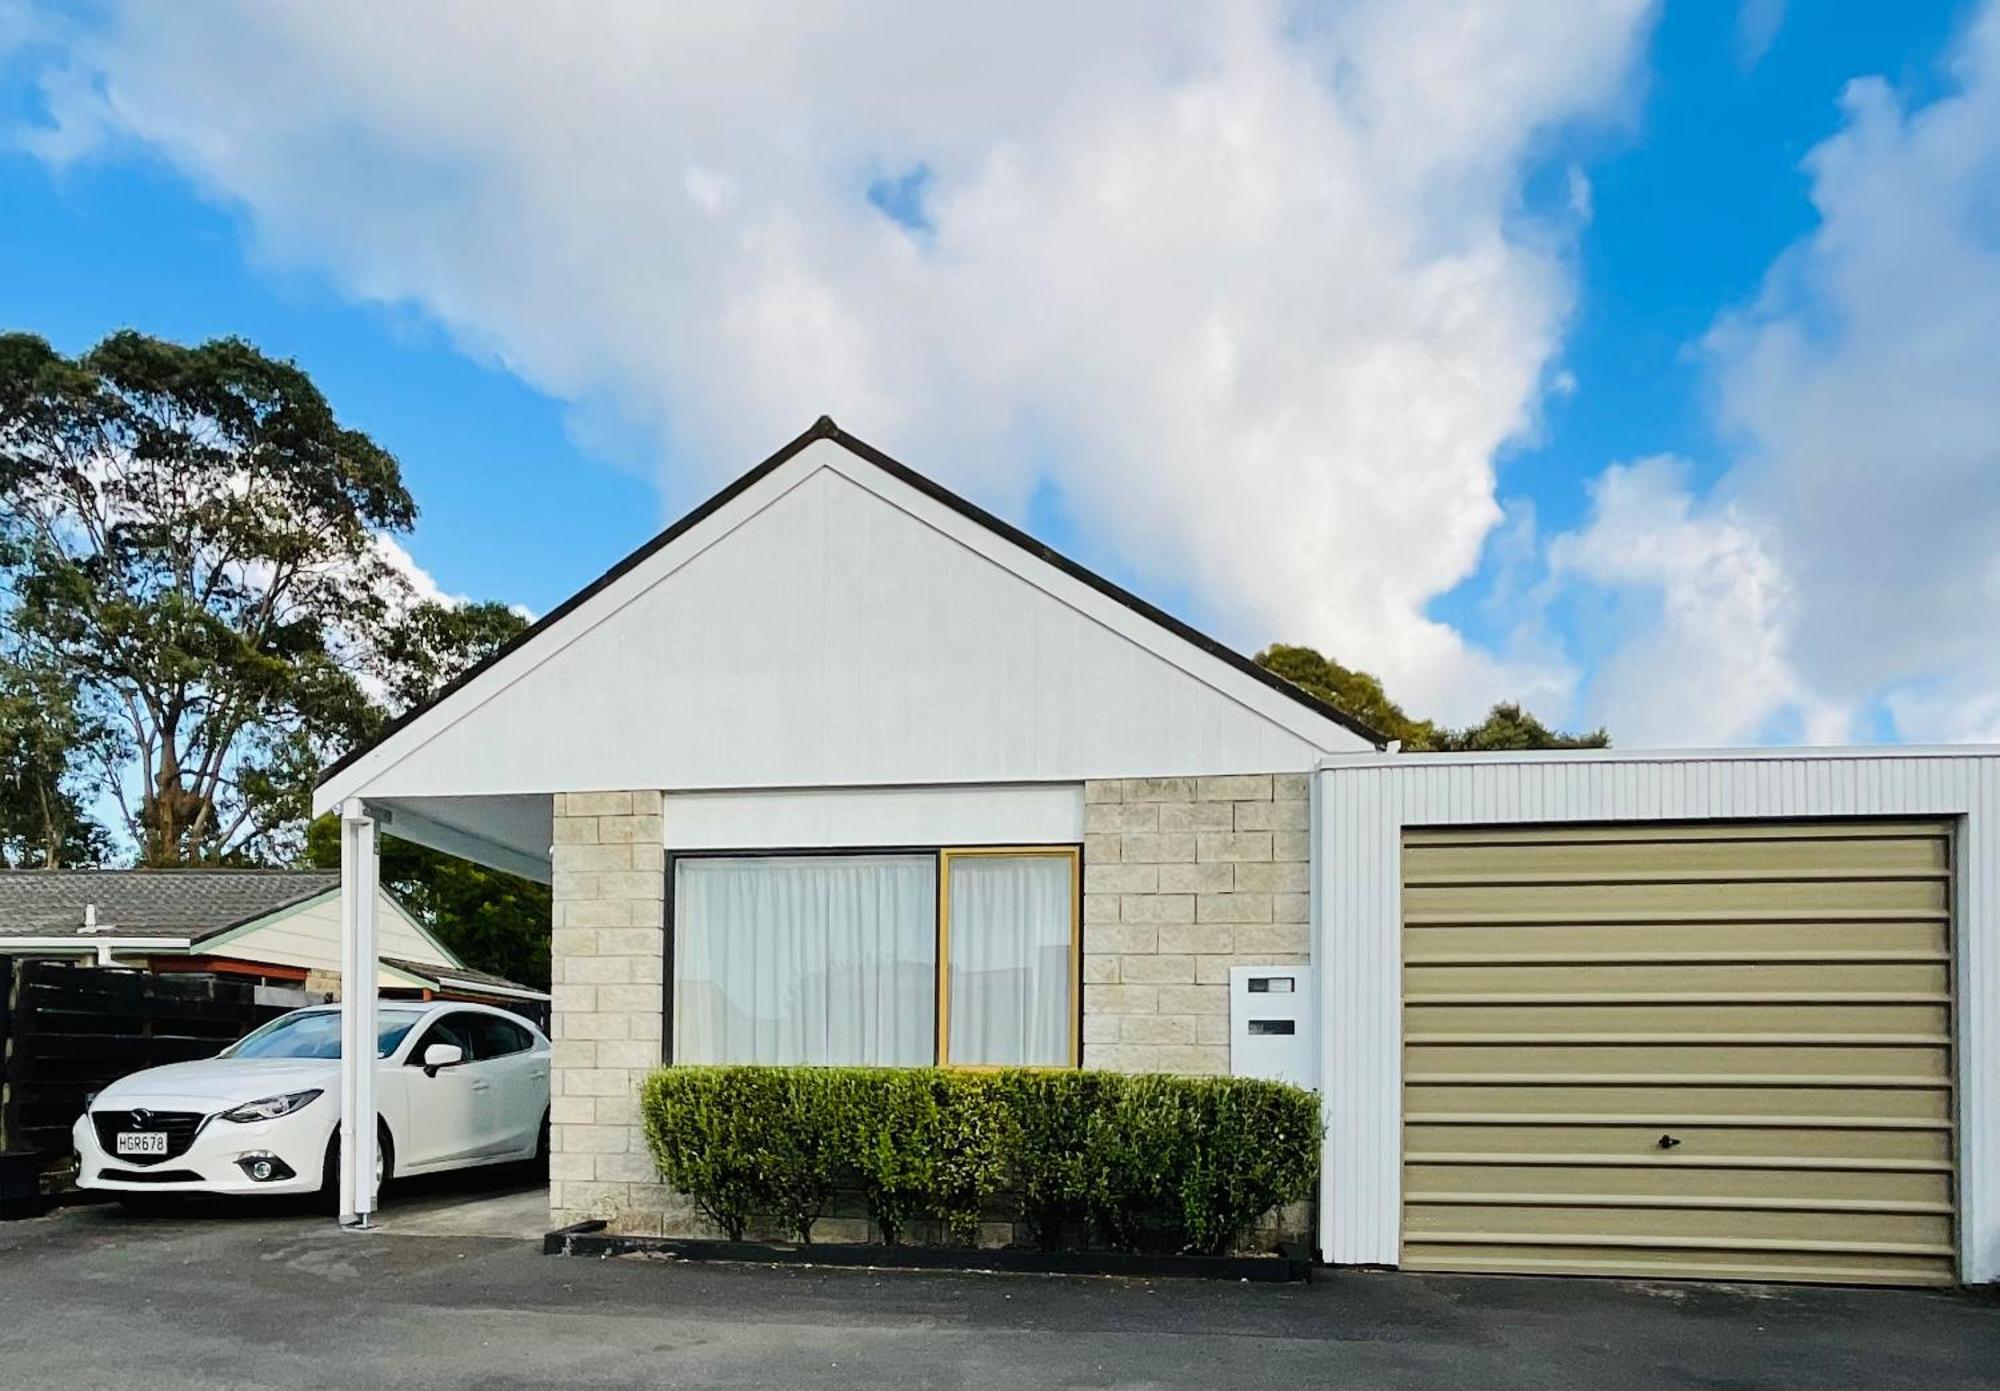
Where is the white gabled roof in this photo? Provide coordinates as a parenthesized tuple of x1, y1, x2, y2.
(314, 419, 1378, 814)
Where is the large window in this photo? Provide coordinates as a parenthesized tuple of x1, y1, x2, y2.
(671, 847, 1079, 1068)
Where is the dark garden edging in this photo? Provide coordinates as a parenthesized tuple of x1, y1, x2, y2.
(543, 1219, 1312, 1282)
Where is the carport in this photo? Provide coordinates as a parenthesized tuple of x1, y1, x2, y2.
(318, 795, 551, 1226)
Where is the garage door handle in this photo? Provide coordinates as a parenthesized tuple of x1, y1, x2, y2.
(1657, 1133, 1682, 1150)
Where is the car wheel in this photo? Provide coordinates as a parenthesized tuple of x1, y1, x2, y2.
(319, 1120, 395, 1211)
(536, 1110, 551, 1163)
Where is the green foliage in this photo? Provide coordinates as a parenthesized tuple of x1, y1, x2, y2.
(1169, 1075, 1324, 1256)
(1435, 700, 1608, 751)
(372, 599, 528, 713)
(1254, 643, 1439, 748)
(1255, 642, 1607, 751)
(303, 811, 552, 989)
(639, 1067, 786, 1241)
(990, 1069, 1107, 1248)
(638, 1066, 1321, 1256)
(0, 330, 411, 863)
(0, 653, 109, 867)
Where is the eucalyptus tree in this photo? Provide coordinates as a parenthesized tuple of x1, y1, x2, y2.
(2, 330, 434, 862)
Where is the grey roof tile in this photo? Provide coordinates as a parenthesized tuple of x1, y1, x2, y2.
(0, 870, 338, 940)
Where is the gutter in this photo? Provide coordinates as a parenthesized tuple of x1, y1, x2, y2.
(430, 974, 551, 1003)
(1, 936, 195, 966)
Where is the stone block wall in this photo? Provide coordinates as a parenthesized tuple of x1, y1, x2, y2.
(1081, 773, 1310, 1073)
(547, 790, 681, 1232)
(544, 774, 1316, 1234)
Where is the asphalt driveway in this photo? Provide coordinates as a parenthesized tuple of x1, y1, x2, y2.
(2, 1190, 1995, 1390)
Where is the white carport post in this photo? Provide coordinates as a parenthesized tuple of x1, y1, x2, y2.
(337, 798, 380, 1228)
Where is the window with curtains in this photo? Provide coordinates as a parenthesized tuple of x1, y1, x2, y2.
(671, 847, 1079, 1068)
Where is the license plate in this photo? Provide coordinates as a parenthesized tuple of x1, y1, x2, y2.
(116, 1131, 168, 1157)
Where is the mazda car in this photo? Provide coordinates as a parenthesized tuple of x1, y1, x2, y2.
(73, 1000, 551, 1205)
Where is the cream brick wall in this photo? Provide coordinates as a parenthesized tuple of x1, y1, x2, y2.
(547, 790, 688, 1233)
(1082, 773, 1310, 1074)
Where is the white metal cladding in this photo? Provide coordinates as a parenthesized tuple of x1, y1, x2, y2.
(1315, 746, 2000, 1283)
(663, 783, 1084, 850)
(314, 439, 1367, 813)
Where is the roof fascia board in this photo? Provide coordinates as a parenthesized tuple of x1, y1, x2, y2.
(1317, 743, 2000, 772)
(433, 976, 551, 1002)
(313, 448, 826, 815)
(1, 936, 192, 953)
(380, 961, 435, 990)
(820, 450, 1366, 752)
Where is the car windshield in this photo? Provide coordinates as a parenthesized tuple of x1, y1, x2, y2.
(224, 1010, 425, 1060)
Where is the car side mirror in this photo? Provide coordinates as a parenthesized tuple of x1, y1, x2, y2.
(421, 1042, 465, 1077)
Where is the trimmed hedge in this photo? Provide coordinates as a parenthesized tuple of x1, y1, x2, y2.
(638, 1066, 1320, 1256)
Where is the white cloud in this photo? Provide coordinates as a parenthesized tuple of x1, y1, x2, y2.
(1736, 0, 1787, 71)
(1547, 457, 1840, 746)
(13, 0, 1656, 725)
(372, 535, 464, 613)
(1548, 3, 2000, 746)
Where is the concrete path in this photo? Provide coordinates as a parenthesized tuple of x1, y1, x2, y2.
(2, 1197, 1996, 1389)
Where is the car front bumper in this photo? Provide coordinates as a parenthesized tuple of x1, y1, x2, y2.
(73, 1106, 335, 1197)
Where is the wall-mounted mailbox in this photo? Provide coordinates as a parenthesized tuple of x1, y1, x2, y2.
(1229, 965, 1315, 1088)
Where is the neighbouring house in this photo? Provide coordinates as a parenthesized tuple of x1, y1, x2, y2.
(0, 870, 548, 1012)
(311, 416, 2000, 1289)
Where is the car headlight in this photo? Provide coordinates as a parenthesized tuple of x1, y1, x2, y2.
(219, 1089, 324, 1123)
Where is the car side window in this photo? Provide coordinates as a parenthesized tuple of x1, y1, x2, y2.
(409, 1013, 473, 1065)
(468, 1014, 533, 1060)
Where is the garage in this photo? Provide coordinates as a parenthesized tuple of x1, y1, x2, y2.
(1399, 819, 1955, 1286)
(1318, 747, 2000, 1288)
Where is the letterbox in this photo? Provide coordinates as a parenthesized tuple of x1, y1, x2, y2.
(1228, 964, 1315, 1088)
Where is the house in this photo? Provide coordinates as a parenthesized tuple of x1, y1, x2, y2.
(0, 870, 547, 1012)
(312, 417, 1999, 1288)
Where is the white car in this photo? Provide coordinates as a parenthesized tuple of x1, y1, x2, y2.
(73, 1000, 551, 1204)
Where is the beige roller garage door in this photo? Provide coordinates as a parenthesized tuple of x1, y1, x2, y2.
(1401, 819, 1957, 1286)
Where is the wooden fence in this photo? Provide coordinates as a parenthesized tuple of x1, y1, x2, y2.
(0, 960, 287, 1163)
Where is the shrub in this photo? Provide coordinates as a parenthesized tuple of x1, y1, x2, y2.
(989, 1070, 1108, 1248)
(637, 1065, 1321, 1256)
(844, 1069, 1014, 1244)
(639, 1066, 781, 1241)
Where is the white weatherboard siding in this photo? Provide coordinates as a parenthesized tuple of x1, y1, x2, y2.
(1316, 747, 2000, 1284)
(663, 784, 1084, 850)
(206, 889, 457, 986)
(315, 439, 1366, 816)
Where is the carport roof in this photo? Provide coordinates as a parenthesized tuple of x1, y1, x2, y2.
(380, 954, 551, 1002)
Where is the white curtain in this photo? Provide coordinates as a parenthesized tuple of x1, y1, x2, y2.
(947, 854, 1074, 1066)
(674, 854, 936, 1065)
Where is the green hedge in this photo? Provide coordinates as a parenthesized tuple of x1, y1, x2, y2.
(638, 1066, 1320, 1256)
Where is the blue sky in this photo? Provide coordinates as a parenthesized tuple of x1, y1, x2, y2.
(3, 2, 1996, 746)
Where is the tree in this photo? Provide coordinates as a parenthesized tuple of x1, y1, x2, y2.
(0, 654, 109, 867)
(305, 598, 552, 988)
(1437, 701, 1608, 752)
(1255, 643, 1606, 751)
(372, 599, 528, 713)
(0, 330, 416, 864)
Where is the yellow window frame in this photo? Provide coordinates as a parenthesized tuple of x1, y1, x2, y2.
(935, 845, 1083, 1070)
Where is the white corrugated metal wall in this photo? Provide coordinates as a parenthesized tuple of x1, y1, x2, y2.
(1315, 747, 2000, 1283)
